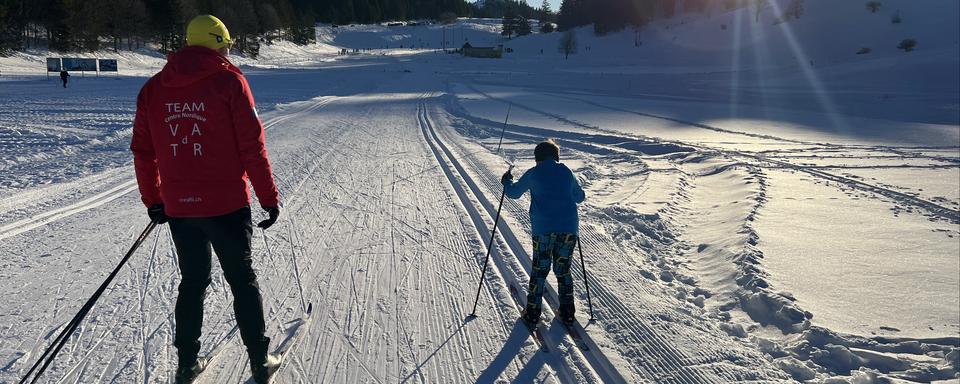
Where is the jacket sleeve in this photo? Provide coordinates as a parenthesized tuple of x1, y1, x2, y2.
(504, 168, 533, 199)
(571, 170, 585, 203)
(130, 86, 162, 207)
(231, 74, 280, 208)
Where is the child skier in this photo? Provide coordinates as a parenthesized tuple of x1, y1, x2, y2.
(501, 139, 585, 325)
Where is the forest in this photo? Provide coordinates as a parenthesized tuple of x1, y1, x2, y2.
(0, 0, 774, 55)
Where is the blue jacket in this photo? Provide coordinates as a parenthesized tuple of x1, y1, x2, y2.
(503, 160, 585, 236)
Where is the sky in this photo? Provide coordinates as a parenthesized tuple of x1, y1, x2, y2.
(517, 0, 562, 15)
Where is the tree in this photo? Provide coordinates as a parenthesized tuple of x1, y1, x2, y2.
(514, 16, 531, 36)
(558, 0, 589, 31)
(754, 0, 769, 23)
(258, 3, 282, 42)
(558, 28, 576, 59)
(287, 12, 316, 45)
(865, 1, 881, 13)
(501, 10, 515, 38)
(897, 38, 916, 52)
(0, 1, 19, 54)
(890, 10, 901, 24)
(0, 0, 477, 54)
(538, 0, 552, 22)
(783, 0, 803, 21)
(439, 11, 458, 24)
(475, 0, 536, 19)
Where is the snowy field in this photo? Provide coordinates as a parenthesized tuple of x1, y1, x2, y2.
(1, 1, 958, 383)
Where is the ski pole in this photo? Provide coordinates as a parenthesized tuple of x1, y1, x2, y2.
(576, 238, 595, 321)
(468, 165, 513, 317)
(281, 221, 308, 314)
(494, 104, 512, 155)
(20, 221, 157, 384)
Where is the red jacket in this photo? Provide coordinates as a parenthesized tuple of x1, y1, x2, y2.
(131, 46, 279, 218)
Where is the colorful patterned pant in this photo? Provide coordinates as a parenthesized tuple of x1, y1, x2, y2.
(525, 232, 577, 317)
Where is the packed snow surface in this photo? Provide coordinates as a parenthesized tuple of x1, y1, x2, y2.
(1, 0, 958, 382)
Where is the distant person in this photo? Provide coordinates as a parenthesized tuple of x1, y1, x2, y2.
(59, 70, 69, 88)
(501, 139, 586, 325)
(130, 14, 281, 384)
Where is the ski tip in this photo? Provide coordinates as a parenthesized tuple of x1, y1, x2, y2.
(305, 303, 314, 315)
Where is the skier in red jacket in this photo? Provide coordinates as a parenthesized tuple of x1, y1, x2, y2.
(130, 15, 281, 384)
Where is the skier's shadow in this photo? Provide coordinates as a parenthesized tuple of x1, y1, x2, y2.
(475, 319, 560, 383)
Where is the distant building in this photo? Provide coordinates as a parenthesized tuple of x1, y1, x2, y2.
(462, 43, 502, 58)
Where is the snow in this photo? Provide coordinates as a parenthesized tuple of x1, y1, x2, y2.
(758, 169, 959, 338)
(321, 19, 505, 50)
(1, 0, 958, 382)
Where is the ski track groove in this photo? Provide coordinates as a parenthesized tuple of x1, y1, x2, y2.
(417, 101, 593, 383)
(0, 98, 333, 244)
(470, 79, 960, 165)
(225, 93, 523, 383)
(465, 83, 959, 224)
(430, 94, 800, 382)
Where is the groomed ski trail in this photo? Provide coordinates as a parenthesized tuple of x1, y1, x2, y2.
(423, 95, 795, 383)
(416, 100, 628, 383)
(200, 82, 571, 383)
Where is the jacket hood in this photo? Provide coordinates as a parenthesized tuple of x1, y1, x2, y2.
(159, 46, 238, 87)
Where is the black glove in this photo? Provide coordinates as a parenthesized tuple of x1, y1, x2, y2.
(501, 169, 513, 185)
(148, 204, 168, 224)
(257, 206, 280, 229)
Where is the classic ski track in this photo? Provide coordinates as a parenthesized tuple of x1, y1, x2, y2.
(25, 95, 341, 384)
(197, 153, 335, 383)
(0, 97, 335, 245)
(263, 96, 338, 132)
(0, 178, 137, 241)
(531, 90, 960, 222)
(181, 94, 343, 383)
(430, 97, 798, 382)
(426, 106, 696, 383)
(469, 79, 960, 165)
(416, 101, 609, 383)
(238, 94, 516, 383)
(464, 84, 960, 224)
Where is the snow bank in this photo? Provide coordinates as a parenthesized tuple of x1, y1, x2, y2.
(319, 19, 503, 50)
(0, 48, 166, 78)
(777, 326, 960, 381)
(0, 37, 341, 78)
(500, 0, 959, 69)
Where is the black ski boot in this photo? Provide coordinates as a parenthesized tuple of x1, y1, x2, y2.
(174, 359, 204, 384)
(250, 353, 281, 384)
(521, 308, 541, 325)
(559, 304, 576, 325)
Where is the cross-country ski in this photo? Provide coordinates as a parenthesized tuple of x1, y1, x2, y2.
(508, 284, 550, 352)
(1, 0, 958, 383)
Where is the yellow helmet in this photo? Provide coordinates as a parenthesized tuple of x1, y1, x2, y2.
(186, 15, 233, 50)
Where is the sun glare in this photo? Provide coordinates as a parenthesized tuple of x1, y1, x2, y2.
(766, 0, 850, 133)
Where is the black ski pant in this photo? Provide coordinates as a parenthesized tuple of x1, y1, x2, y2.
(169, 206, 269, 366)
